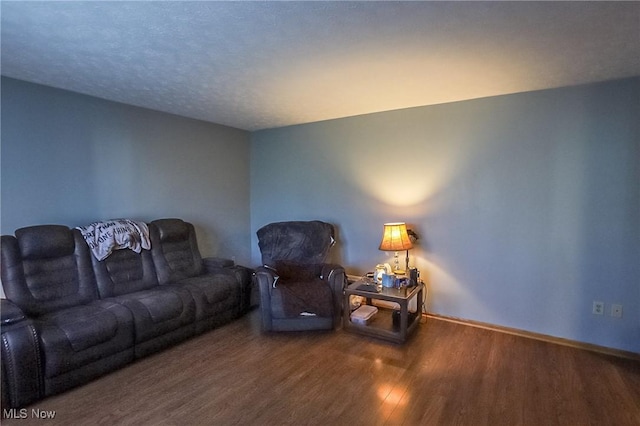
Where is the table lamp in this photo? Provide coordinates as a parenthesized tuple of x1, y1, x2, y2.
(378, 222, 413, 274)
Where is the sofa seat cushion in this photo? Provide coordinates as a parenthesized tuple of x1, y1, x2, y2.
(174, 272, 240, 320)
(37, 301, 134, 378)
(110, 286, 196, 343)
(46, 307, 117, 352)
(134, 291, 184, 324)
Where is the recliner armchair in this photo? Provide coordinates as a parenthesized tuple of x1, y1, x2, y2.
(253, 221, 346, 332)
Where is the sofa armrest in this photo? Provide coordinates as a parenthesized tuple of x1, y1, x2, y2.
(1, 301, 43, 408)
(1, 299, 26, 325)
(230, 265, 255, 315)
(202, 256, 235, 273)
(198, 259, 255, 317)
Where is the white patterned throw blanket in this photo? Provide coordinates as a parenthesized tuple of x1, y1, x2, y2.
(76, 219, 151, 261)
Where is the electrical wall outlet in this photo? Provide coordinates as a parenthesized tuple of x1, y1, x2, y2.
(611, 304, 623, 318)
(593, 301, 604, 315)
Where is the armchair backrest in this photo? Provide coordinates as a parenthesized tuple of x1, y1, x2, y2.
(149, 218, 203, 284)
(256, 221, 335, 266)
(0, 226, 98, 316)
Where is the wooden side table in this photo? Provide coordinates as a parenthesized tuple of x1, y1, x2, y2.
(343, 280, 423, 343)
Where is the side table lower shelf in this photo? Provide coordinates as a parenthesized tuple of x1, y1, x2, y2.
(343, 282, 423, 343)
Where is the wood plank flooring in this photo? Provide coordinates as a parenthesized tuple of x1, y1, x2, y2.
(4, 310, 639, 425)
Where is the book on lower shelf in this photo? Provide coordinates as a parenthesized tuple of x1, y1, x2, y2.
(350, 305, 378, 325)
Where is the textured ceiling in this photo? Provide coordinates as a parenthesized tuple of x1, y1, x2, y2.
(1, 1, 639, 131)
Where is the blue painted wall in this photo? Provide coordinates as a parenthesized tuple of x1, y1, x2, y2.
(1, 77, 251, 265)
(251, 78, 640, 353)
(2, 76, 638, 352)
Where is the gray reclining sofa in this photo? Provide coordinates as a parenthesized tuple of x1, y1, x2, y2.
(0, 218, 252, 409)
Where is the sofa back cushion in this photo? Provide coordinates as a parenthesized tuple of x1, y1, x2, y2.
(1, 226, 99, 316)
(92, 248, 159, 298)
(149, 219, 203, 284)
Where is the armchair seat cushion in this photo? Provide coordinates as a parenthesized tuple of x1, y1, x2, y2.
(271, 278, 333, 319)
(37, 301, 134, 378)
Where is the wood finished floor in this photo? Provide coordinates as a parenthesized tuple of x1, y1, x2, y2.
(5, 310, 639, 426)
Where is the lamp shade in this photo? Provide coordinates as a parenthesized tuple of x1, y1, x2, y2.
(378, 222, 413, 251)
